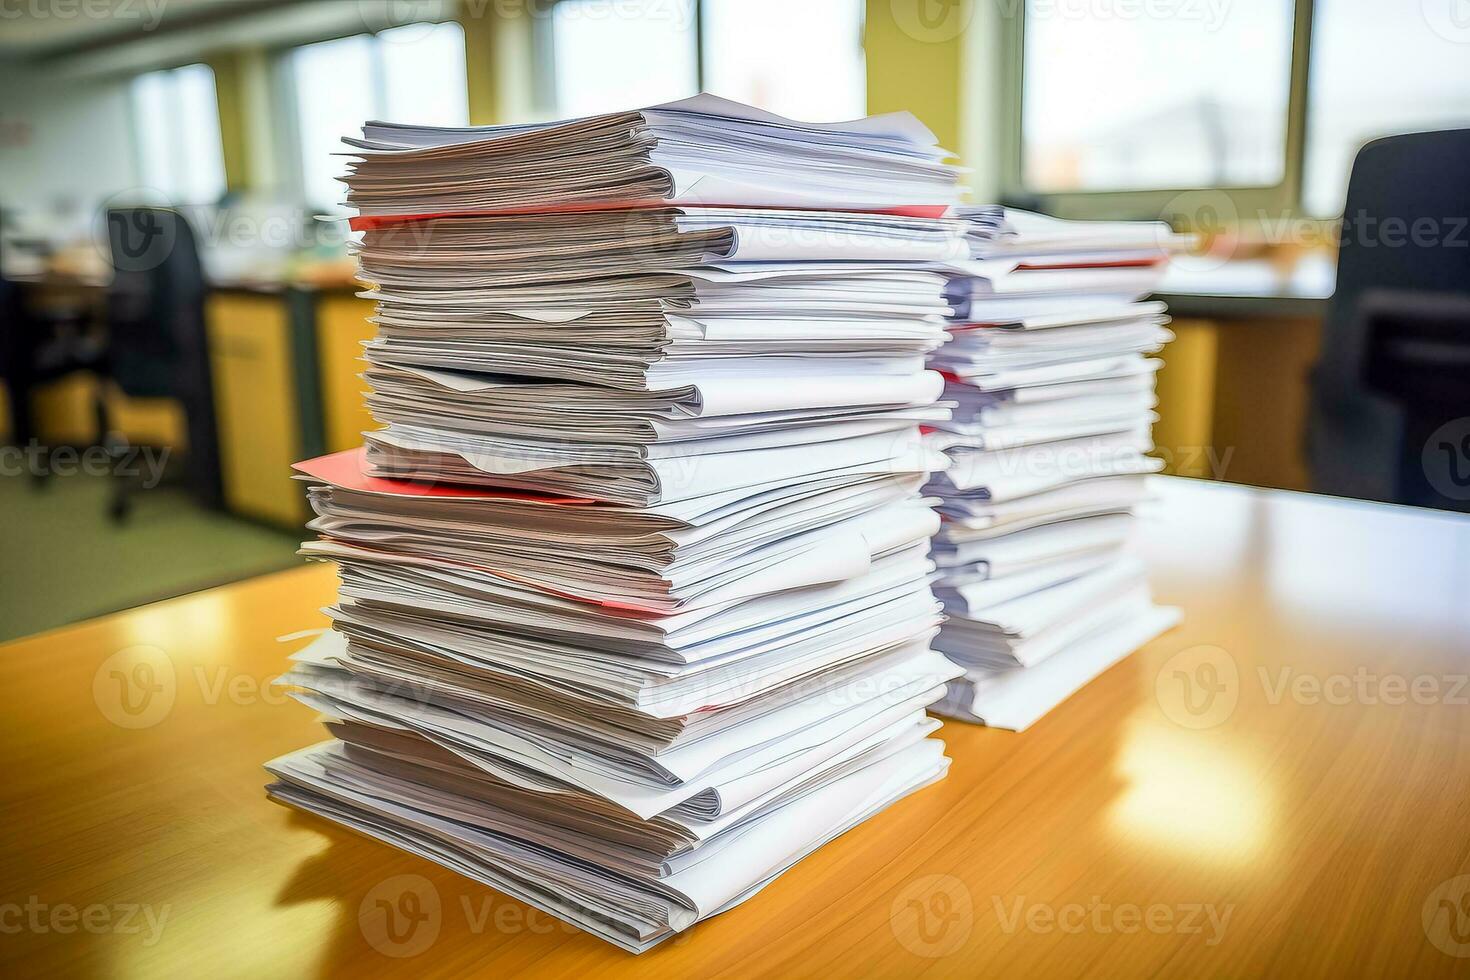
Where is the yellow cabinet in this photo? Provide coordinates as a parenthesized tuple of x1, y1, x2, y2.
(1152, 314, 1323, 491)
(1153, 318, 1220, 480)
(206, 291, 306, 527)
(313, 292, 379, 453)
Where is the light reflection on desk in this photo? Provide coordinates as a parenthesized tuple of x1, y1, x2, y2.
(3, 477, 1470, 976)
(1111, 718, 1275, 868)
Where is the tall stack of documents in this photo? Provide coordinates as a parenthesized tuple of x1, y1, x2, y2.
(927, 210, 1187, 731)
(266, 96, 967, 953)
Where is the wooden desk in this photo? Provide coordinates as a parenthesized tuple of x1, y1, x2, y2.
(3, 479, 1468, 976)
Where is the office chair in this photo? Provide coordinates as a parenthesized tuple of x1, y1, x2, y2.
(102, 208, 223, 517)
(0, 220, 107, 475)
(1306, 128, 1470, 512)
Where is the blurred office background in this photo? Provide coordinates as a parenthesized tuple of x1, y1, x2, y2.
(3, 0, 1469, 639)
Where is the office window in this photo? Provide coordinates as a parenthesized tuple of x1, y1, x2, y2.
(1302, 0, 1470, 217)
(1020, 2, 1295, 193)
(549, 0, 865, 120)
(701, 0, 865, 121)
(131, 64, 228, 206)
(550, 0, 698, 117)
(291, 21, 468, 209)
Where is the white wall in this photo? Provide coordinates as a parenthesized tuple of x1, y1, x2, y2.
(0, 62, 142, 242)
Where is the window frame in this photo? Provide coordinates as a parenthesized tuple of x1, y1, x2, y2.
(128, 61, 230, 207)
(274, 15, 466, 212)
(534, 0, 703, 121)
(533, 0, 722, 102)
(1001, 0, 1317, 227)
(535, 0, 867, 123)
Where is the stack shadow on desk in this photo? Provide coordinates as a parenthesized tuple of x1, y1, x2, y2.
(927, 210, 1188, 731)
(265, 97, 967, 953)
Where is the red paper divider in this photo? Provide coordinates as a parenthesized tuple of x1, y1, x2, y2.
(293, 447, 598, 506)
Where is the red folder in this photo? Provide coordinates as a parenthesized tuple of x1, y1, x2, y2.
(292, 448, 597, 506)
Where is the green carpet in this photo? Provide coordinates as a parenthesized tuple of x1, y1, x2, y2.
(0, 472, 302, 642)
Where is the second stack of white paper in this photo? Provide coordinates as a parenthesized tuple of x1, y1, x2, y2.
(926, 209, 1187, 731)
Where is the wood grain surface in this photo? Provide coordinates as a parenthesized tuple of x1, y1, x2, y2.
(2, 477, 1468, 977)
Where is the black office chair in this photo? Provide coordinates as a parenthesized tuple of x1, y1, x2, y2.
(1306, 129, 1470, 512)
(0, 220, 108, 475)
(101, 208, 223, 516)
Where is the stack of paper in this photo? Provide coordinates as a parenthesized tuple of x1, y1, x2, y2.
(926, 209, 1187, 731)
(343, 93, 959, 218)
(266, 97, 967, 953)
